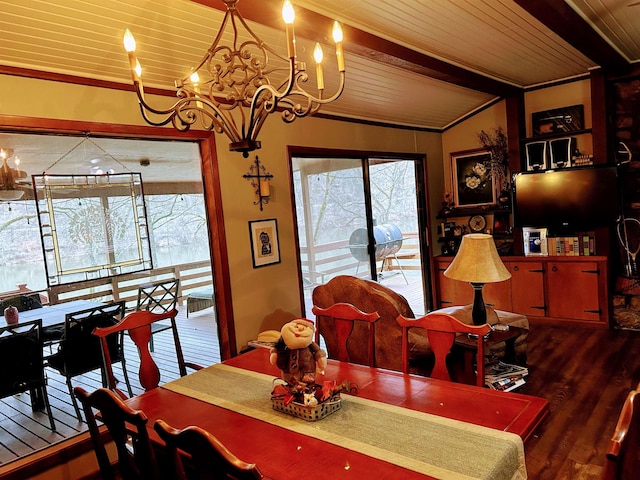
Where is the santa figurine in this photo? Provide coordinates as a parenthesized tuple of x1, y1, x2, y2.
(269, 318, 327, 386)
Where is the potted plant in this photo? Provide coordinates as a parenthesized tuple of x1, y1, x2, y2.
(477, 126, 511, 207)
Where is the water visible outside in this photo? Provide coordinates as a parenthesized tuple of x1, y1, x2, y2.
(0, 193, 210, 294)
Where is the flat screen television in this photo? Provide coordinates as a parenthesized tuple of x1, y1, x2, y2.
(513, 165, 620, 232)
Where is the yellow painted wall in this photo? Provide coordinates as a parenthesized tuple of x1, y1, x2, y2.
(525, 79, 592, 156)
(0, 74, 442, 352)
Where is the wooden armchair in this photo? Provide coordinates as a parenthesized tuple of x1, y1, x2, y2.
(93, 309, 201, 399)
(154, 419, 263, 480)
(74, 386, 161, 480)
(396, 312, 491, 386)
(311, 302, 380, 366)
(601, 389, 639, 480)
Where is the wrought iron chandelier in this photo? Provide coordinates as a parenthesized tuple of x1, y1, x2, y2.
(0, 148, 27, 201)
(123, 0, 346, 157)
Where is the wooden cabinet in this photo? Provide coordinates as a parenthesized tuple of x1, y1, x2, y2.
(546, 261, 602, 322)
(483, 278, 512, 311)
(433, 255, 609, 327)
(510, 261, 545, 317)
(434, 258, 472, 307)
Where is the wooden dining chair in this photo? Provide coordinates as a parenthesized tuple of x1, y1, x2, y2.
(396, 312, 492, 386)
(153, 419, 264, 480)
(46, 301, 131, 421)
(0, 319, 56, 431)
(312, 302, 380, 367)
(73, 386, 161, 480)
(601, 389, 639, 480)
(136, 278, 180, 353)
(94, 309, 201, 400)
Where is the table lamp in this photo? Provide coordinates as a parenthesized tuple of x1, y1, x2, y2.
(444, 233, 511, 325)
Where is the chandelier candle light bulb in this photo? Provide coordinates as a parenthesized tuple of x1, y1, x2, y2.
(282, 0, 296, 58)
(333, 21, 345, 72)
(122, 29, 140, 82)
(314, 43, 324, 90)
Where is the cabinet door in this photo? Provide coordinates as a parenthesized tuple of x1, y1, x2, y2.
(510, 261, 546, 316)
(547, 261, 601, 322)
(483, 276, 512, 311)
(435, 259, 473, 307)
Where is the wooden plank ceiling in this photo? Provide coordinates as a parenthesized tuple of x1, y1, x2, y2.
(0, 0, 638, 176)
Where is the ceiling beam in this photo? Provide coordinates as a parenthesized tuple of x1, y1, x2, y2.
(513, 0, 629, 74)
(193, 0, 521, 97)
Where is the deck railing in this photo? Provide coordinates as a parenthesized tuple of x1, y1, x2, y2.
(300, 232, 421, 285)
(5, 260, 214, 308)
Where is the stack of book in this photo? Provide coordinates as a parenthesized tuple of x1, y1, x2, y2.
(484, 361, 529, 392)
(547, 232, 595, 256)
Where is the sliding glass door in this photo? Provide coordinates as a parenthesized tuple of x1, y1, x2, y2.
(292, 153, 431, 316)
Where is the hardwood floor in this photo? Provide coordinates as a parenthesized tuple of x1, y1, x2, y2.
(521, 322, 640, 479)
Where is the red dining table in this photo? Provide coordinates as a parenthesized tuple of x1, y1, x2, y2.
(126, 348, 549, 479)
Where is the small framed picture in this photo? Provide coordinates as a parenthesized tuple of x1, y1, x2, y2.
(248, 218, 281, 268)
(451, 149, 496, 208)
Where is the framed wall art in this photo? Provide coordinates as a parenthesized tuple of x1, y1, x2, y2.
(451, 149, 496, 208)
(248, 218, 281, 268)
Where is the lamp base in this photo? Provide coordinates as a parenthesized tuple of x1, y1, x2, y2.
(470, 282, 487, 326)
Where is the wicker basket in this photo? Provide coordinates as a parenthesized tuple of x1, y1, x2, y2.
(271, 395, 341, 421)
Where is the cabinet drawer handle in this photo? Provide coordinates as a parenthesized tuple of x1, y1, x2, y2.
(531, 269, 544, 273)
(552, 266, 558, 272)
(584, 309, 601, 314)
(532, 306, 546, 310)
(582, 269, 599, 274)
(513, 265, 519, 271)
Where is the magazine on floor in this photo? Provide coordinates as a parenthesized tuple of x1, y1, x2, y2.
(485, 361, 529, 381)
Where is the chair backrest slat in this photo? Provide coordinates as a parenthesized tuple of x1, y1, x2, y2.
(312, 302, 379, 367)
(154, 419, 263, 480)
(137, 278, 180, 313)
(93, 309, 178, 399)
(396, 312, 491, 386)
(74, 386, 161, 480)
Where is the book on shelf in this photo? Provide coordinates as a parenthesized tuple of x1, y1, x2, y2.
(546, 231, 595, 256)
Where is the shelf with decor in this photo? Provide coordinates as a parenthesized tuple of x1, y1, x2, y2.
(436, 205, 511, 220)
(521, 128, 592, 143)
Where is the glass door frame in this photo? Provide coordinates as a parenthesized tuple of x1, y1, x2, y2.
(287, 145, 434, 317)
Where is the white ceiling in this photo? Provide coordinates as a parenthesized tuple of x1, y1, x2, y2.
(0, 0, 639, 179)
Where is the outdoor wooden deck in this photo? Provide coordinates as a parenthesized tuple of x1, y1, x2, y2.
(0, 306, 220, 465)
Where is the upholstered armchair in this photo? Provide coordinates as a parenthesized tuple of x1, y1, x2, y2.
(312, 275, 429, 372)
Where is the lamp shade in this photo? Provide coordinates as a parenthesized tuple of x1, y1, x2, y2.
(444, 233, 511, 284)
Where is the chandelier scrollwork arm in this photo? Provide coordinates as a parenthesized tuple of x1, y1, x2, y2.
(123, 0, 345, 157)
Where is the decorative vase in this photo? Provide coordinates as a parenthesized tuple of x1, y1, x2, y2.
(4, 305, 19, 325)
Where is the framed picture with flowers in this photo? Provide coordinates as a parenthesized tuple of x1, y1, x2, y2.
(451, 148, 496, 208)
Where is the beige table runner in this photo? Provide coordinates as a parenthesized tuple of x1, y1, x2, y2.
(163, 364, 527, 480)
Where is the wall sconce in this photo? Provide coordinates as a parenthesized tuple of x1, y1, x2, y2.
(243, 156, 273, 211)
